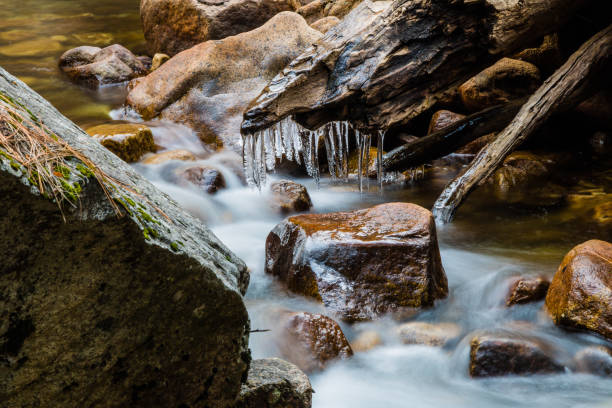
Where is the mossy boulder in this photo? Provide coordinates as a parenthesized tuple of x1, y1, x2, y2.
(0, 67, 250, 408)
(545, 239, 612, 341)
(265, 203, 448, 321)
(86, 123, 156, 163)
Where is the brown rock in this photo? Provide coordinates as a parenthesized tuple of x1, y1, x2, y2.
(310, 16, 340, 33)
(545, 240, 612, 341)
(235, 358, 313, 408)
(459, 58, 541, 112)
(513, 33, 562, 74)
(455, 132, 496, 155)
(277, 312, 353, 372)
(265, 203, 448, 321)
(177, 165, 227, 194)
(576, 91, 612, 129)
(593, 201, 612, 226)
(506, 276, 550, 307)
(150, 53, 170, 71)
(469, 334, 564, 377)
(269, 180, 312, 214)
(127, 12, 321, 150)
(298, 0, 362, 23)
(396, 322, 461, 346)
(427, 110, 465, 134)
(59, 44, 147, 88)
(573, 346, 612, 377)
(140, 0, 301, 56)
(86, 123, 155, 162)
(351, 330, 382, 352)
(141, 149, 197, 165)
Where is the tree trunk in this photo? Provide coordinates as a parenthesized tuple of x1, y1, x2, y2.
(432, 24, 612, 223)
(241, 0, 591, 135)
(382, 99, 524, 171)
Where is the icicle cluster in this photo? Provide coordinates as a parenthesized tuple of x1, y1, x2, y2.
(242, 117, 385, 191)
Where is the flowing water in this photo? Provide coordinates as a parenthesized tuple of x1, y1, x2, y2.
(2, 1, 612, 407)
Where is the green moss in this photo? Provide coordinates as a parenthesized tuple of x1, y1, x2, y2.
(137, 208, 160, 225)
(114, 197, 133, 216)
(123, 195, 136, 207)
(143, 227, 159, 240)
(76, 163, 94, 178)
(59, 178, 82, 202)
(170, 242, 179, 252)
(54, 165, 71, 179)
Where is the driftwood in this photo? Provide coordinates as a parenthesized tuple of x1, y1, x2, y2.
(432, 24, 612, 223)
(382, 99, 524, 171)
(241, 0, 591, 134)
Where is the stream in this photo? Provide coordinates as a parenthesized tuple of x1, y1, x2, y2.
(1, 0, 611, 407)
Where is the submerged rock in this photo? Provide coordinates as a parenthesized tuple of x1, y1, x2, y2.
(86, 123, 156, 163)
(235, 358, 313, 408)
(141, 149, 197, 165)
(469, 333, 564, 377)
(176, 164, 227, 194)
(277, 312, 353, 372)
(140, 0, 301, 56)
(0, 67, 250, 408)
(459, 58, 541, 112)
(59, 44, 147, 88)
(265, 203, 448, 321)
(573, 346, 612, 377)
(127, 12, 321, 150)
(545, 239, 612, 341)
(396, 322, 461, 347)
(269, 180, 313, 214)
(351, 330, 382, 352)
(506, 276, 550, 307)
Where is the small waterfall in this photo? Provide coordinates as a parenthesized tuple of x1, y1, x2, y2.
(242, 117, 385, 191)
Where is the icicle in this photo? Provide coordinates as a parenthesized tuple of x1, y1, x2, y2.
(264, 128, 276, 172)
(362, 132, 371, 192)
(377, 130, 385, 190)
(323, 125, 335, 178)
(356, 129, 363, 192)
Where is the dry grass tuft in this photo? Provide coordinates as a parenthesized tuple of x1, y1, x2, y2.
(0, 92, 121, 216)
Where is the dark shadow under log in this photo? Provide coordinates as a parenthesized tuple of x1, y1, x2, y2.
(432, 24, 612, 223)
(382, 99, 525, 172)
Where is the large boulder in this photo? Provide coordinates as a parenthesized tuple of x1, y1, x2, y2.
(0, 68, 250, 407)
(277, 312, 353, 372)
(545, 240, 612, 341)
(469, 333, 564, 377)
(265, 203, 448, 321)
(140, 0, 301, 56)
(127, 12, 321, 151)
(235, 358, 313, 408)
(59, 44, 148, 88)
(459, 58, 541, 112)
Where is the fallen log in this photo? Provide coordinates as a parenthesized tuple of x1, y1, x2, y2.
(241, 0, 591, 134)
(432, 24, 612, 223)
(382, 99, 524, 171)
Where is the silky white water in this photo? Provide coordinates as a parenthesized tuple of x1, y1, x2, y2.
(131, 120, 612, 408)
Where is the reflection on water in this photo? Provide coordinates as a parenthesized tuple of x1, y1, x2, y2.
(2, 1, 611, 407)
(0, 0, 144, 125)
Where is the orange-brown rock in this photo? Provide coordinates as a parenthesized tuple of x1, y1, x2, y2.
(469, 333, 564, 377)
(348, 147, 379, 178)
(506, 276, 550, 307)
(140, 0, 301, 56)
(350, 330, 382, 352)
(59, 44, 147, 88)
(459, 58, 541, 112)
(455, 132, 496, 155)
(277, 312, 353, 372)
(265, 203, 448, 321)
(310, 16, 340, 33)
(141, 149, 197, 165)
(86, 123, 155, 163)
(513, 34, 562, 74)
(545, 240, 612, 341)
(297, 0, 361, 23)
(396, 322, 461, 347)
(269, 180, 312, 214)
(427, 110, 465, 135)
(127, 12, 321, 150)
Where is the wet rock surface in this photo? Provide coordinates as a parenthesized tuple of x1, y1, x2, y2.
(459, 58, 541, 112)
(235, 358, 313, 408)
(265, 202, 448, 321)
(141, 0, 301, 56)
(269, 180, 312, 213)
(86, 122, 156, 163)
(59, 44, 147, 88)
(0, 67, 250, 408)
(351, 330, 382, 352)
(277, 312, 353, 372)
(506, 276, 550, 306)
(177, 165, 227, 194)
(396, 322, 461, 346)
(141, 149, 197, 165)
(545, 239, 612, 341)
(427, 110, 466, 135)
(573, 346, 612, 377)
(127, 12, 321, 150)
(469, 333, 564, 377)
